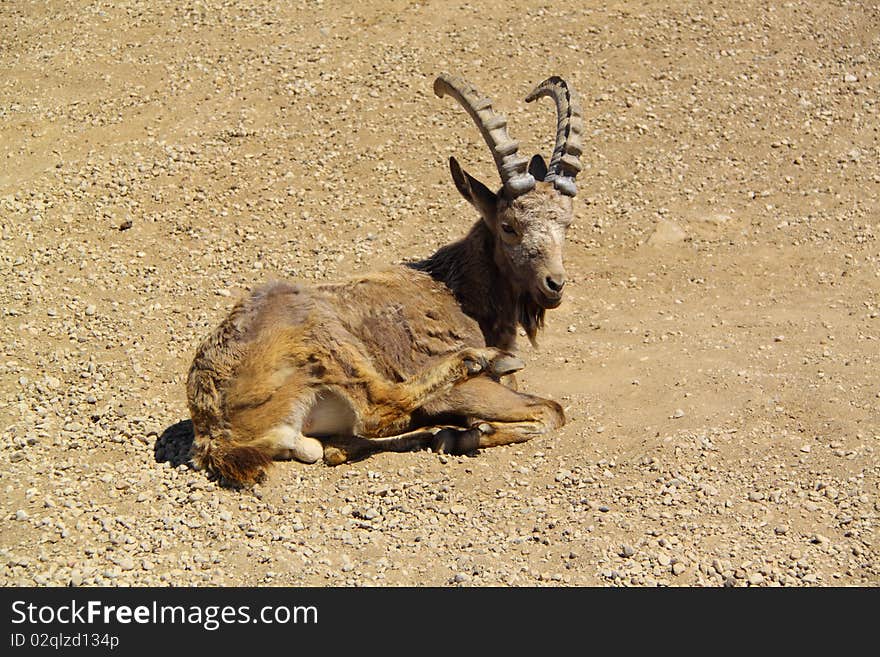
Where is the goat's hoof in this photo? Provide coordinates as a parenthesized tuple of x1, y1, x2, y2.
(462, 348, 521, 378)
(488, 354, 524, 377)
(457, 427, 483, 452)
(463, 358, 484, 375)
(430, 428, 460, 454)
(323, 446, 349, 466)
(431, 427, 482, 455)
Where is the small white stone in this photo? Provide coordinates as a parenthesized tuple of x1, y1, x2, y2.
(116, 556, 135, 571)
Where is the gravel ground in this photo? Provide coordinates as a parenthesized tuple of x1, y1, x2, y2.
(1, 0, 878, 587)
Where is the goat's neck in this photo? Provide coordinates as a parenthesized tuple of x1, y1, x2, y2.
(411, 221, 520, 351)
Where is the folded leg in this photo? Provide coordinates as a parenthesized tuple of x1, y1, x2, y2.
(419, 376, 565, 453)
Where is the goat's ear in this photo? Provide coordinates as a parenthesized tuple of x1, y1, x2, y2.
(528, 154, 548, 181)
(449, 156, 497, 221)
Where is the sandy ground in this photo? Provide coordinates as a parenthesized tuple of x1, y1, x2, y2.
(1, 0, 878, 586)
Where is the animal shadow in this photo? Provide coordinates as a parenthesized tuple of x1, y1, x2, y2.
(154, 419, 195, 468)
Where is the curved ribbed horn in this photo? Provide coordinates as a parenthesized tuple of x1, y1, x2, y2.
(525, 76, 583, 197)
(434, 74, 535, 197)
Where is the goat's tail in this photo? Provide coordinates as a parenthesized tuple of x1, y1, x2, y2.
(190, 425, 273, 486)
(187, 362, 273, 486)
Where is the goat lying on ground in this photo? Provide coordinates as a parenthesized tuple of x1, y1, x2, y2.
(187, 74, 584, 485)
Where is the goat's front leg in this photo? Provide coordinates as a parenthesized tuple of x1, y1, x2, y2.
(322, 425, 454, 466)
(420, 376, 565, 454)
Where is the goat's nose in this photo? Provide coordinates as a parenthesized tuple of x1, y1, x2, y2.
(545, 274, 566, 294)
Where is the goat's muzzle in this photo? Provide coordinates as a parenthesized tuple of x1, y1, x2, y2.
(535, 272, 565, 309)
(535, 288, 563, 309)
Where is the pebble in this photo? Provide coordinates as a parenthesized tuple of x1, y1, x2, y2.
(672, 409, 685, 419)
(114, 555, 135, 571)
(748, 573, 764, 585)
(620, 544, 635, 558)
(672, 563, 686, 576)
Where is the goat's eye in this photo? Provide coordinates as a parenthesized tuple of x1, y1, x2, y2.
(501, 223, 517, 235)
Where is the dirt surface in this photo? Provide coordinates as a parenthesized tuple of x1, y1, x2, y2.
(1, 0, 878, 587)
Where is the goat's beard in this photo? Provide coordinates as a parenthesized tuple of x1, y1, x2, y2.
(518, 293, 546, 348)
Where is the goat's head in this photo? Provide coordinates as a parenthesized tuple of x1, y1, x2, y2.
(435, 75, 583, 339)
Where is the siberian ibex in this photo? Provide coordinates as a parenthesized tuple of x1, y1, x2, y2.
(187, 74, 584, 485)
